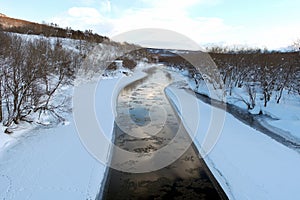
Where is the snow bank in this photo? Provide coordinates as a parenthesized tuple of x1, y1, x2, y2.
(166, 85, 300, 200)
(260, 102, 300, 141)
(0, 122, 40, 156)
(0, 64, 149, 200)
(0, 120, 105, 200)
(187, 76, 300, 146)
(0, 127, 16, 154)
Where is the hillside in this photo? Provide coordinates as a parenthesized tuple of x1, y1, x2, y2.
(0, 14, 109, 43)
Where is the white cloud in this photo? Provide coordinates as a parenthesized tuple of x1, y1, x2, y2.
(68, 7, 101, 18)
(108, 7, 237, 48)
(100, 0, 111, 13)
(50, 7, 112, 33)
(50, 1, 300, 49)
(240, 24, 300, 49)
(50, 2, 237, 49)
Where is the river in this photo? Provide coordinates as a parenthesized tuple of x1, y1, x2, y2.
(100, 66, 227, 200)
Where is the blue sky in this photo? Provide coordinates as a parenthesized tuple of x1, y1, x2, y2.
(1, 0, 300, 49)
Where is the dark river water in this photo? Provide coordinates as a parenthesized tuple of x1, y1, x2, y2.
(101, 66, 227, 200)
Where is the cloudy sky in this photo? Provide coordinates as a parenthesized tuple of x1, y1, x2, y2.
(1, 0, 300, 49)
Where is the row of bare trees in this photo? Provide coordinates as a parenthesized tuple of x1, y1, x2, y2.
(0, 32, 78, 127)
(160, 48, 300, 110)
(209, 51, 300, 109)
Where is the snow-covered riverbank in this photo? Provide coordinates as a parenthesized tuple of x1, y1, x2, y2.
(1, 64, 299, 199)
(166, 84, 300, 200)
(0, 64, 149, 200)
(0, 121, 105, 199)
(187, 73, 300, 146)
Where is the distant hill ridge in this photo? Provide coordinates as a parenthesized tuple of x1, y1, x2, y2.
(0, 13, 109, 43)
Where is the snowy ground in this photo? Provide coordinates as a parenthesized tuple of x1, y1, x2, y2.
(184, 71, 300, 146)
(0, 32, 147, 199)
(0, 121, 105, 200)
(1, 62, 299, 199)
(0, 64, 149, 200)
(166, 83, 300, 200)
(0, 128, 16, 153)
(258, 101, 300, 143)
(226, 88, 300, 144)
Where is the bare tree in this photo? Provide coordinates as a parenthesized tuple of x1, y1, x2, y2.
(0, 32, 78, 128)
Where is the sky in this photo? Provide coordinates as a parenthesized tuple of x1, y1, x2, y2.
(1, 0, 300, 49)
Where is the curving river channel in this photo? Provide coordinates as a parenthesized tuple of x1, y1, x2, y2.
(100, 66, 227, 200)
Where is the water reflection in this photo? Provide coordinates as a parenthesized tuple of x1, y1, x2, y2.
(102, 66, 226, 200)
